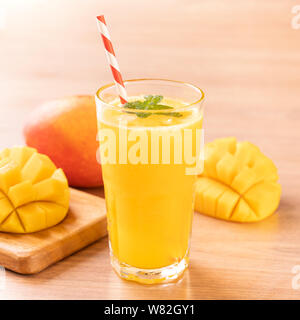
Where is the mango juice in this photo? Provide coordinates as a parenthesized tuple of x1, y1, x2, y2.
(98, 97, 203, 270)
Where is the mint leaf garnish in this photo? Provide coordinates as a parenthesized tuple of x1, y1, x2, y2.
(144, 95, 163, 105)
(124, 95, 183, 118)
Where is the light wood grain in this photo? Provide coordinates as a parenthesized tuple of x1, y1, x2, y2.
(0, 0, 300, 299)
(0, 188, 107, 274)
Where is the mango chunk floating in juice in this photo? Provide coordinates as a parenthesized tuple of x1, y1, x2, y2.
(195, 137, 281, 222)
(0, 146, 69, 233)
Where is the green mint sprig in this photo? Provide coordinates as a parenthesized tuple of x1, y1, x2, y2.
(123, 95, 183, 118)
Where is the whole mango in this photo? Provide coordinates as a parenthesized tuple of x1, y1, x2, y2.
(23, 95, 103, 187)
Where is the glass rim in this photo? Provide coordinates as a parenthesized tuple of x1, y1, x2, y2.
(95, 78, 205, 114)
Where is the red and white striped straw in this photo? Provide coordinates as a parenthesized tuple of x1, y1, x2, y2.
(96, 15, 128, 104)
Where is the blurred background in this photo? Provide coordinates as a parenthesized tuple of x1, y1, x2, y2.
(0, 0, 299, 156)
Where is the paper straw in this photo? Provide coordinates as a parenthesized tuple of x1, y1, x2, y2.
(96, 15, 128, 104)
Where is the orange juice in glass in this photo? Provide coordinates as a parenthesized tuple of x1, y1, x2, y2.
(95, 79, 204, 284)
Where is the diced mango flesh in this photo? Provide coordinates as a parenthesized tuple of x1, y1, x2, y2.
(0, 146, 69, 233)
(8, 181, 36, 208)
(0, 162, 21, 193)
(17, 203, 47, 233)
(195, 138, 281, 222)
(9, 146, 36, 168)
(21, 153, 57, 184)
(0, 212, 25, 233)
(0, 196, 14, 224)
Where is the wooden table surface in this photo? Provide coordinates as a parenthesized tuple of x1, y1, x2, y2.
(0, 0, 300, 300)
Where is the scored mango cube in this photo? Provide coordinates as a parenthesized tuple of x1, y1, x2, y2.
(21, 152, 57, 184)
(0, 146, 70, 233)
(195, 137, 281, 222)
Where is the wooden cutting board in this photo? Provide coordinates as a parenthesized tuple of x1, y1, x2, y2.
(0, 188, 107, 274)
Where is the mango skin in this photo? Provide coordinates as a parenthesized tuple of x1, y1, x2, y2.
(0, 146, 69, 233)
(23, 95, 103, 187)
(195, 137, 281, 222)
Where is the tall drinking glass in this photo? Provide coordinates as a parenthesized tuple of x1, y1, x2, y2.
(95, 79, 204, 284)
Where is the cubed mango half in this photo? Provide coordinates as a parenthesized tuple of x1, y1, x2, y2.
(0, 146, 70, 233)
(195, 137, 281, 222)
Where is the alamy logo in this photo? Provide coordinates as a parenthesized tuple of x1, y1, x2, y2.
(0, 266, 5, 291)
(96, 125, 205, 175)
(291, 5, 300, 29)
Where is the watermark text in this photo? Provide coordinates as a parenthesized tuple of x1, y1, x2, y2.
(291, 5, 300, 29)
